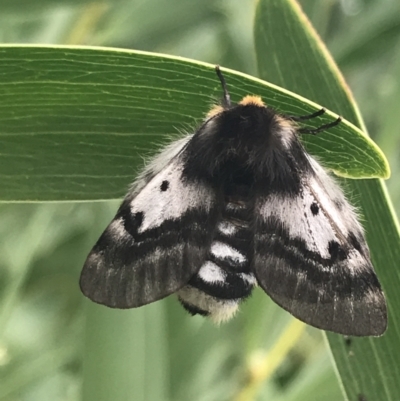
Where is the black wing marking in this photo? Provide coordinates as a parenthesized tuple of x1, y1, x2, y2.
(253, 158, 387, 336)
(80, 153, 218, 308)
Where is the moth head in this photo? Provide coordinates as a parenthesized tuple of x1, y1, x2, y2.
(209, 66, 297, 153)
(203, 95, 297, 156)
(183, 67, 304, 183)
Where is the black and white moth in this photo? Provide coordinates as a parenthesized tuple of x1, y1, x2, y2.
(80, 66, 387, 336)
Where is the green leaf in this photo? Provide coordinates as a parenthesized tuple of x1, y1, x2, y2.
(1, 0, 101, 9)
(82, 302, 168, 401)
(0, 45, 388, 202)
(254, 1, 400, 400)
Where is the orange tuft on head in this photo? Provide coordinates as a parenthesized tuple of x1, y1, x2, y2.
(239, 95, 265, 107)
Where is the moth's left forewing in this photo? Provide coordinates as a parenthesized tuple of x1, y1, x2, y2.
(253, 157, 387, 336)
(80, 142, 219, 309)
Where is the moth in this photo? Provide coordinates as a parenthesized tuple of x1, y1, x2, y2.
(80, 66, 387, 336)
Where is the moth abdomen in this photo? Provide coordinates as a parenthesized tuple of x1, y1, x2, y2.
(177, 191, 256, 322)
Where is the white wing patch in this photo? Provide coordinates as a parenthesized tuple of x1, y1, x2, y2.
(257, 190, 333, 260)
(130, 157, 215, 233)
(256, 155, 363, 261)
(308, 157, 363, 231)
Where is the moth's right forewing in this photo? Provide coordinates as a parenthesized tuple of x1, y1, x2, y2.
(80, 143, 218, 309)
(253, 158, 387, 336)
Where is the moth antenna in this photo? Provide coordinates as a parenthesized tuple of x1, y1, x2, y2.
(298, 116, 342, 135)
(215, 65, 231, 107)
(287, 108, 326, 121)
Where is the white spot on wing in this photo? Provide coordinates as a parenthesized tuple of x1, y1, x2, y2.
(256, 155, 367, 259)
(257, 191, 333, 258)
(130, 158, 214, 233)
(211, 241, 246, 264)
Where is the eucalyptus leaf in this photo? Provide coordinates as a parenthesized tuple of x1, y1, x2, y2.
(0, 45, 388, 202)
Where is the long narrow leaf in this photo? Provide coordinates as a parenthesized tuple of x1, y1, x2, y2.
(0, 45, 388, 201)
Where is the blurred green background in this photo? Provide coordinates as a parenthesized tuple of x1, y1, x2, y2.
(0, 1, 399, 400)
